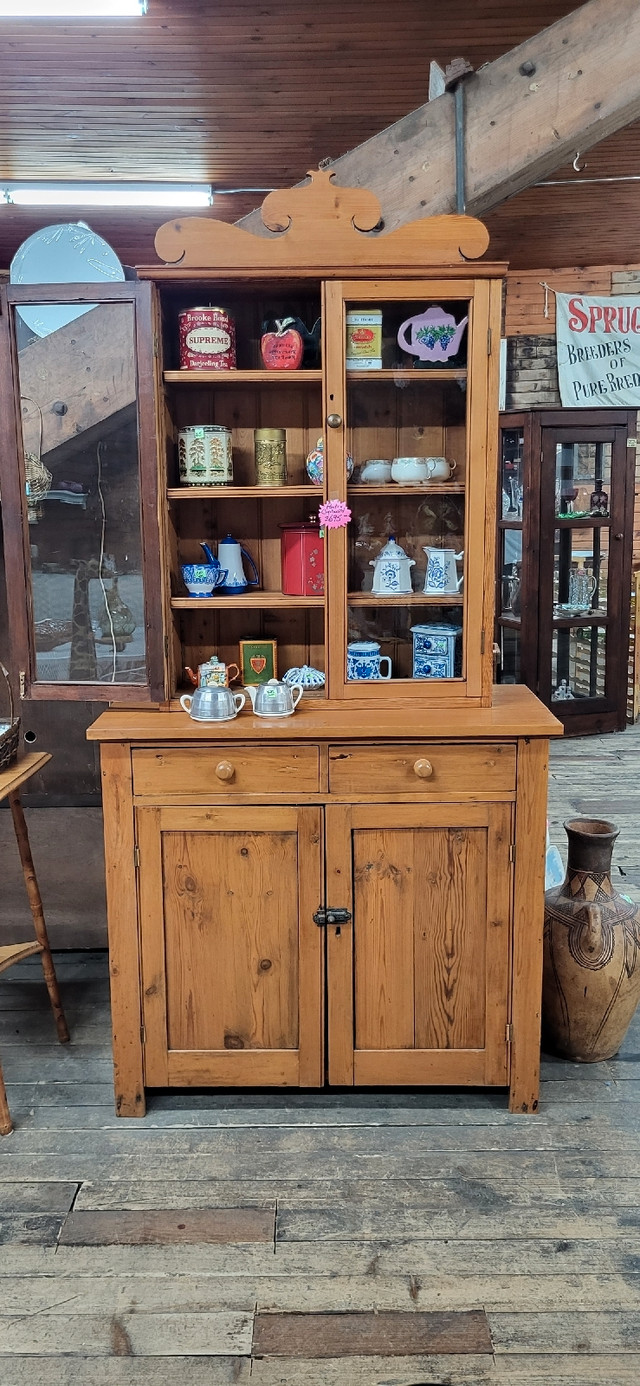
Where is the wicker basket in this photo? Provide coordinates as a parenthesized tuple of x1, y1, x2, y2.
(0, 663, 20, 771)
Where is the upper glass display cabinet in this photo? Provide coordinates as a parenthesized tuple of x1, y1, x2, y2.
(0, 282, 165, 701)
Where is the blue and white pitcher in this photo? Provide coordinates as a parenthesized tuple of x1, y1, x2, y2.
(423, 546, 464, 595)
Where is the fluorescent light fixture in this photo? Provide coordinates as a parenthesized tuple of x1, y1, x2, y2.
(2, 182, 213, 208)
(0, 2, 147, 14)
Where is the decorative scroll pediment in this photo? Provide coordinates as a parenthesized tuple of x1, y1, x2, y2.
(154, 168, 489, 270)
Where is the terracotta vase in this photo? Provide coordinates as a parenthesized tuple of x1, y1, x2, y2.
(543, 818, 640, 1062)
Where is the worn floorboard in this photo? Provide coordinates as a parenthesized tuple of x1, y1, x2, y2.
(0, 729, 639, 1378)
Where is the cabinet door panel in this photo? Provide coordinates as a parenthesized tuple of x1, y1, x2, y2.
(137, 804, 323, 1087)
(327, 802, 511, 1087)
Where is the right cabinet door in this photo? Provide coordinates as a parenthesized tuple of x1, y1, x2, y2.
(326, 802, 512, 1087)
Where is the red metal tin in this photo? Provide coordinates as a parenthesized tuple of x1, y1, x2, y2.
(179, 306, 236, 371)
(280, 521, 325, 596)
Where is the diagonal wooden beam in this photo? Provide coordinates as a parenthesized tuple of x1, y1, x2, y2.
(239, 0, 640, 235)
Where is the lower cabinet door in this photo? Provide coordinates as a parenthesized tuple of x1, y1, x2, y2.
(326, 802, 512, 1087)
(137, 804, 323, 1087)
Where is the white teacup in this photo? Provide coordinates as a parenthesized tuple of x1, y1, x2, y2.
(360, 459, 393, 483)
(391, 457, 428, 484)
(425, 456, 457, 481)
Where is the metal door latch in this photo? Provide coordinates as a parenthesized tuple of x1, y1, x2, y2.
(313, 907, 352, 927)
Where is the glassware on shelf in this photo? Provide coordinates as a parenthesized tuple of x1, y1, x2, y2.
(568, 563, 597, 612)
(552, 679, 575, 701)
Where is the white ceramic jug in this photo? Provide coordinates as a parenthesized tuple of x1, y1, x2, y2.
(370, 536, 415, 595)
(423, 546, 464, 595)
(209, 536, 259, 593)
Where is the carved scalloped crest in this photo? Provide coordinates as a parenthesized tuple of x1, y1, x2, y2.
(154, 168, 489, 270)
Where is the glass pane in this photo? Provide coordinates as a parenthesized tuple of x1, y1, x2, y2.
(552, 526, 609, 617)
(15, 301, 147, 685)
(501, 427, 524, 518)
(499, 528, 522, 617)
(555, 441, 611, 517)
(345, 297, 468, 685)
(498, 626, 521, 683)
(551, 624, 607, 703)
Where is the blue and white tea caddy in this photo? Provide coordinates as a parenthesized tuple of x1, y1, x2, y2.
(347, 640, 392, 681)
(411, 623, 461, 679)
(370, 536, 415, 595)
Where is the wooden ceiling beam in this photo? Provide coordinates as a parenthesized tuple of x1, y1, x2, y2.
(239, 0, 640, 234)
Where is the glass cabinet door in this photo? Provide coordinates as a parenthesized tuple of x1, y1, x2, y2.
(496, 422, 526, 686)
(0, 284, 166, 701)
(324, 280, 496, 700)
(539, 426, 630, 720)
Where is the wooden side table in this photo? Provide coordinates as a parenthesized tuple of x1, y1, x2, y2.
(0, 751, 69, 1134)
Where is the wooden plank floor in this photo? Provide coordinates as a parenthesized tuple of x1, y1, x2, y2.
(1, 728, 640, 1383)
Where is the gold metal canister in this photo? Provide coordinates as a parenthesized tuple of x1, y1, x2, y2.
(254, 427, 287, 486)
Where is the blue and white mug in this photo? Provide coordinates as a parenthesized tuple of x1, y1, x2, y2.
(347, 640, 392, 681)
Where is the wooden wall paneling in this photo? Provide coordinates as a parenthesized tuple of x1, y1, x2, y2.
(353, 826, 416, 1051)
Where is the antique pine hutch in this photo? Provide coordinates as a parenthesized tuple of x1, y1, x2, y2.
(0, 173, 561, 1116)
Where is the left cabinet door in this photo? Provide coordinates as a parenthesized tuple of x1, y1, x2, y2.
(137, 803, 324, 1088)
(0, 283, 167, 701)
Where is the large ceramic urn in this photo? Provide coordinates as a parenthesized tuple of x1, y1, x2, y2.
(543, 818, 640, 1062)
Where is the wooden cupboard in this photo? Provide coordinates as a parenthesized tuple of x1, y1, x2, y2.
(50, 171, 557, 1113)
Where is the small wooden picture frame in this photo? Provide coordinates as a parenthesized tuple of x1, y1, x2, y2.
(239, 639, 278, 685)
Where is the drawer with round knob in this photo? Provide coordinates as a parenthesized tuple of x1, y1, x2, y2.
(328, 743, 516, 797)
(132, 745, 320, 798)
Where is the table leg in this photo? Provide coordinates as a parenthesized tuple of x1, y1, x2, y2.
(0, 1059, 13, 1135)
(8, 790, 70, 1045)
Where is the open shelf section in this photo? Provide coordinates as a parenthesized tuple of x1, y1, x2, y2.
(164, 369, 323, 386)
(346, 368, 467, 383)
(171, 592, 325, 609)
(348, 483, 465, 496)
(168, 485, 320, 500)
(348, 592, 463, 606)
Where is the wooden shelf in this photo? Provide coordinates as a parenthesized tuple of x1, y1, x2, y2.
(499, 614, 522, 627)
(168, 485, 319, 499)
(348, 592, 463, 606)
(349, 483, 465, 496)
(346, 368, 467, 382)
(164, 369, 322, 385)
(498, 518, 523, 529)
(171, 592, 325, 609)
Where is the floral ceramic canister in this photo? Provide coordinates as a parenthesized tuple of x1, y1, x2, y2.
(305, 437, 354, 486)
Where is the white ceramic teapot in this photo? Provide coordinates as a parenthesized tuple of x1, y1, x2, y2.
(370, 536, 415, 595)
(423, 546, 464, 595)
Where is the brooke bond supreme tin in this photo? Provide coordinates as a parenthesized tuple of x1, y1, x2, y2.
(179, 306, 236, 371)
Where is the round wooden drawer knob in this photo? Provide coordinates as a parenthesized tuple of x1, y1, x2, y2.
(413, 758, 433, 779)
(215, 760, 235, 782)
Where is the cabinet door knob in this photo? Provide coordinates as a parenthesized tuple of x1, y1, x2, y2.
(614, 532, 624, 540)
(326, 413, 343, 429)
(413, 758, 433, 779)
(215, 760, 235, 781)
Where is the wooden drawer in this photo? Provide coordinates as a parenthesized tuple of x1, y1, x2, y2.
(328, 742, 516, 797)
(133, 744, 320, 797)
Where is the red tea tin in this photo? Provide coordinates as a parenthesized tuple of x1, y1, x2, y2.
(179, 306, 236, 371)
(280, 521, 325, 596)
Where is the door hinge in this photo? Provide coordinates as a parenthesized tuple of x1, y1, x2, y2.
(153, 332, 159, 359)
(505, 1022, 514, 1044)
(164, 634, 169, 658)
(140, 1023, 146, 1045)
(480, 629, 486, 655)
(134, 845, 140, 870)
(487, 327, 492, 355)
(313, 906, 352, 927)
(509, 842, 516, 864)
(19, 670, 26, 699)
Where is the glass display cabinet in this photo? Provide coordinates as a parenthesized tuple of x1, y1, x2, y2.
(496, 409, 635, 734)
(0, 174, 560, 1116)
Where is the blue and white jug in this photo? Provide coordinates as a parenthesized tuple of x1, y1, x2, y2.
(347, 640, 392, 681)
(423, 546, 464, 595)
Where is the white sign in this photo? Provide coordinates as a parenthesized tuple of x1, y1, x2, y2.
(556, 292, 640, 407)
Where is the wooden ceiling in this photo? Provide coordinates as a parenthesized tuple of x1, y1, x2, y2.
(0, 0, 638, 272)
